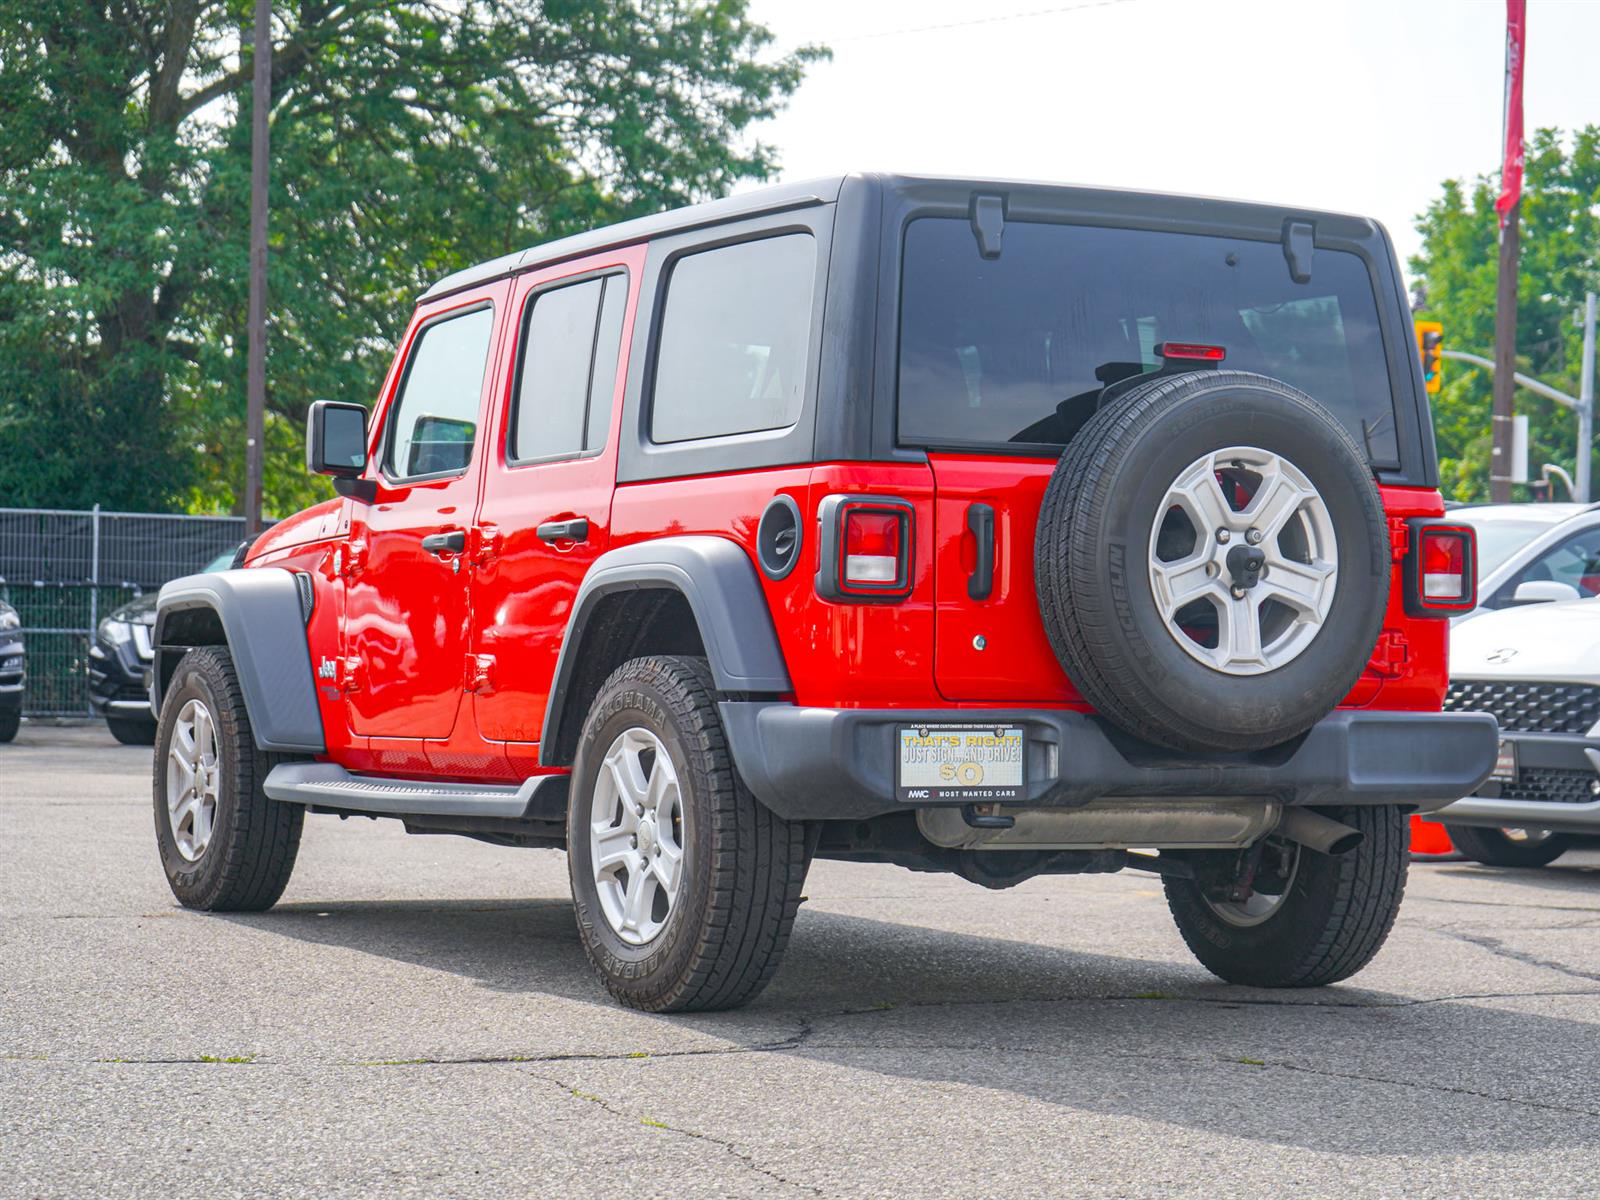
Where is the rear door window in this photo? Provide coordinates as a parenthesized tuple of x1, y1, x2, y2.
(510, 273, 627, 463)
(385, 306, 495, 479)
(897, 219, 1399, 465)
(650, 233, 816, 444)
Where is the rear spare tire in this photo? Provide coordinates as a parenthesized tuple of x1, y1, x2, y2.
(1036, 370, 1389, 752)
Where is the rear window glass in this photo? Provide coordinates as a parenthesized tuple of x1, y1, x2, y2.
(651, 233, 815, 444)
(510, 273, 627, 463)
(897, 219, 1399, 464)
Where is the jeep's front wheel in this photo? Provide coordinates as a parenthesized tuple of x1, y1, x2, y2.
(153, 646, 304, 911)
(1164, 804, 1408, 987)
(567, 655, 807, 1012)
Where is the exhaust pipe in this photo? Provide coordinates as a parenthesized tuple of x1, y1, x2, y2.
(1277, 808, 1363, 856)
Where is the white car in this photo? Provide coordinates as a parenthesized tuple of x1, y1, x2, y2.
(1450, 502, 1600, 620)
(1432, 596, 1600, 866)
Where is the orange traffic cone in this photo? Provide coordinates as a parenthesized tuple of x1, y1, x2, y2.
(1409, 814, 1455, 856)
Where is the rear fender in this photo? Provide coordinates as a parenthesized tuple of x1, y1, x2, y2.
(539, 537, 791, 765)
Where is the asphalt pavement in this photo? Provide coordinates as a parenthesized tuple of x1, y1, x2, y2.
(5, 723, 1600, 1198)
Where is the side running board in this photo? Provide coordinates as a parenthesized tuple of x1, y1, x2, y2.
(262, 762, 568, 820)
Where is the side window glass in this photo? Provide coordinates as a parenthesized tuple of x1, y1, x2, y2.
(511, 273, 628, 463)
(384, 306, 494, 479)
(1513, 528, 1600, 598)
(587, 276, 628, 449)
(650, 234, 815, 444)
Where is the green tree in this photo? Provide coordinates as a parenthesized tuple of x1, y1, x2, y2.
(1410, 126, 1600, 501)
(0, 1, 823, 514)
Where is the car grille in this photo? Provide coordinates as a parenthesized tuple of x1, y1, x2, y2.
(1444, 680, 1600, 734)
(1496, 767, 1599, 806)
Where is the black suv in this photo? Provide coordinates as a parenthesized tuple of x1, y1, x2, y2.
(0, 579, 23, 743)
(91, 550, 235, 745)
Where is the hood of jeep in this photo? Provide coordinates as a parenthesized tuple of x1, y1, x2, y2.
(246, 498, 345, 561)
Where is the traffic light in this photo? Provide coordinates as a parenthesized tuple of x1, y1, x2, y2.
(1415, 320, 1443, 395)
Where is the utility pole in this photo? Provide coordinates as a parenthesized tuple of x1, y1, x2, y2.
(1581, 291, 1597, 505)
(1489, 0, 1527, 503)
(244, 0, 271, 535)
(1490, 212, 1519, 503)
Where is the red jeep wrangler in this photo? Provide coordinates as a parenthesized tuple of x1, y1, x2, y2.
(152, 175, 1497, 1012)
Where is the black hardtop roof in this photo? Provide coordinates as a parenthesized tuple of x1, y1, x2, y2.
(417, 172, 1387, 303)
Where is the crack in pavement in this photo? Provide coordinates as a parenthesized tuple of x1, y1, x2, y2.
(1, 1020, 817, 1070)
(1259, 1058, 1600, 1121)
(539, 1068, 827, 1196)
(17, 987, 1600, 1070)
(778, 1040, 1600, 1119)
(1433, 928, 1600, 986)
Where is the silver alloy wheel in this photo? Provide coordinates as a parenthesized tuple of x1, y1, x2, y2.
(166, 697, 220, 862)
(1149, 445, 1338, 675)
(1202, 843, 1302, 928)
(589, 727, 686, 946)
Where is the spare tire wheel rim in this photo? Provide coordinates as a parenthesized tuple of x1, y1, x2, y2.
(1148, 445, 1338, 676)
(589, 727, 686, 946)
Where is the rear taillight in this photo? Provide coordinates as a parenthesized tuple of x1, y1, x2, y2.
(1403, 521, 1476, 616)
(844, 510, 903, 584)
(816, 496, 914, 602)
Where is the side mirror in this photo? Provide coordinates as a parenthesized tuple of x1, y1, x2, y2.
(306, 400, 369, 478)
(1512, 579, 1582, 605)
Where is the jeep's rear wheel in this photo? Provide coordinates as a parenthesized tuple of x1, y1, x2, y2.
(1035, 370, 1390, 752)
(567, 655, 807, 1012)
(1444, 824, 1573, 868)
(153, 646, 304, 911)
(1165, 804, 1408, 987)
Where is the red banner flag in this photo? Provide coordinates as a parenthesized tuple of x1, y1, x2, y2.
(1496, 0, 1527, 228)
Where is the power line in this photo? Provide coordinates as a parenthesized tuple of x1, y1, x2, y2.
(839, 0, 1134, 43)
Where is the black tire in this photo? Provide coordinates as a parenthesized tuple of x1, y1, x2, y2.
(1035, 370, 1390, 752)
(567, 655, 807, 1013)
(0, 709, 17, 743)
(107, 715, 157, 746)
(1165, 805, 1408, 988)
(153, 646, 303, 911)
(1444, 824, 1573, 868)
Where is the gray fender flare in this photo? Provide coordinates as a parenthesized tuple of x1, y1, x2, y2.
(539, 536, 791, 760)
(152, 568, 325, 754)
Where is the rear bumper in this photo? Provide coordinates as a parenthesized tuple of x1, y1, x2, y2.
(720, 704, 1500, 821)
(1431, 732, 1600, 833)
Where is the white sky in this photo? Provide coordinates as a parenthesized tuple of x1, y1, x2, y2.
(743, 0, 1600, 280)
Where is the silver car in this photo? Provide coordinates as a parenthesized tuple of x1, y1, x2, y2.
(1451, 502, 1600, 620)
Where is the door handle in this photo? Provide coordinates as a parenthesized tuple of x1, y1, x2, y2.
(537, 518, 589, 544)
(421, 530, 466, 556)
(967, 503, 995, 601)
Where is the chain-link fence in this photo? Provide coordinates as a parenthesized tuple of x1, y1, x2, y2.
(0, 508, 254, 716)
